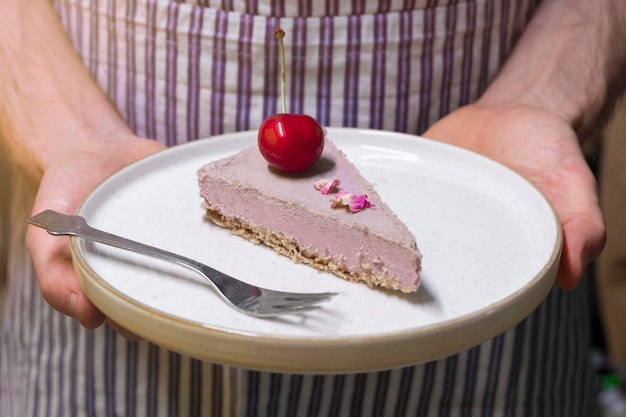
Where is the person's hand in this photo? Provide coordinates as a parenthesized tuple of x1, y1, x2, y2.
(25, 135, 165, 334)
(423, 103, 606, 289)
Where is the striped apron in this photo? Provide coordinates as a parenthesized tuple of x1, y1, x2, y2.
(0, 0, 598, 415)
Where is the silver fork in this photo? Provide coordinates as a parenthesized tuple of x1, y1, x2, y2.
(28, 210, 337, 317)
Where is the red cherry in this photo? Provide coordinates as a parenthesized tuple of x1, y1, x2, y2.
(258, 113, 325, 172)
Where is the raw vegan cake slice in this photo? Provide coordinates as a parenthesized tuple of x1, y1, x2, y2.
(197, 139, 422, 292)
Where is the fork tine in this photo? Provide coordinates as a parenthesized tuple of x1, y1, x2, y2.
(282, 292, 338, 302)
(270, 304, 322, 313)
(241, 291, 337, 317)
(254, 302, 323, 317)
(262, 291, 338, 306)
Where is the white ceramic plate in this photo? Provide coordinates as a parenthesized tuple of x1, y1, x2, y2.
(72, 128, 560, 373)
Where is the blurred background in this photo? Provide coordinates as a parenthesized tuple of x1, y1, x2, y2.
(594, 99, 626, 417)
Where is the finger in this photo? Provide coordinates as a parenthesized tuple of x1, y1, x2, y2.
(546, 151, 606, 289)
(555, 211, 606, 290)
(26, 223, 107, 328)
(26, 176, 108, 327)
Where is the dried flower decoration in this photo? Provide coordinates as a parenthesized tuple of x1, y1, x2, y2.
(314, 178, 374, 212)
(330, 192, 374, 213)
(313, 178, 340, 195)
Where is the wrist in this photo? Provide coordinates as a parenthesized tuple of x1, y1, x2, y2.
(477, 0, 624, 139)
(0, 0, 136, 180)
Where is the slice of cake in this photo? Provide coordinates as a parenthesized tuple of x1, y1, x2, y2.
(197, 139, 422, 292)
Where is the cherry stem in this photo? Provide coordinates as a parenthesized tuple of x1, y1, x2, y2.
(274, 26, 287, 114)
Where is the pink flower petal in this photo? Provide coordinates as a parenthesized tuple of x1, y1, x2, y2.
(329, 192, 374, 212)
(330, 192, 352, 208)
(348, 194, 374, 212)
(313, 178, 340, 195)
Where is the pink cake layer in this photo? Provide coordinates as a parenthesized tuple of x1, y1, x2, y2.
(197, 139, 421, 292)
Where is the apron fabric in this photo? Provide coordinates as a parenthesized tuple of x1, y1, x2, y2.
(0, 0, 598, 415)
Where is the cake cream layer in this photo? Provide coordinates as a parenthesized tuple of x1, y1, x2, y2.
(197, 139, 421, 292)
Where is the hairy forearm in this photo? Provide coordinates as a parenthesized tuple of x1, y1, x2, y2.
(0, 0, 132, 182)
(480, 0, 626, 139)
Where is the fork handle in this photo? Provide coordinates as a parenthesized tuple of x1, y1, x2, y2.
(29, 210, 252, 297)
(63, 222, 238, 293)
(76, 224, 200, 268)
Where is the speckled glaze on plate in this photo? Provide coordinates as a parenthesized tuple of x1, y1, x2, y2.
(71, 128, 561, 373)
